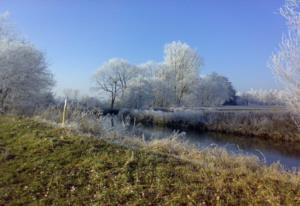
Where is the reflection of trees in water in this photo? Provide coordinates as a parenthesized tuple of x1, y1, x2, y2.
(111, 117, 114, 127)
(205, 132, 300, 158)
(101, 116, 300, 168)
(132, 126, 300, 168)
(102, 115, 133, 135)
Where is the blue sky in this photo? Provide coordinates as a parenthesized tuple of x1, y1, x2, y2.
(0, 0, 286, 95)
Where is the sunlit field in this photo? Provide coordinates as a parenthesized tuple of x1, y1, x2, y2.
(1, 0, 300, 205)
(1, 116, 300, 205)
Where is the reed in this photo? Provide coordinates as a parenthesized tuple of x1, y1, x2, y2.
(119, 108, 300, 142)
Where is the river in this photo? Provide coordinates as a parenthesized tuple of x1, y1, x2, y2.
(102, 115, 300, 170)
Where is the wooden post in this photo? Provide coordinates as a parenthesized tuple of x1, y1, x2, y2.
(62, 98, 67, 127)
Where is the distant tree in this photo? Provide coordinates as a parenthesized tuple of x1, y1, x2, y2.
(93, 58, 137, 109)
(121, 61, 177, 108)
(152, 79, 175, 107)
(270, 0, 300, 114)
(108, 58, 137, 96)
(137, 61, 160, 80)
(92, 43, 240, 110)
(187, 73, 236, 107)
(162, 41, 202, 106)
(121, 62, 159, 109)
(237, 89, 286, 106)
(122, 80, 154, 109)
(93, 63, 121, 109)
(80, 96, 102, 109)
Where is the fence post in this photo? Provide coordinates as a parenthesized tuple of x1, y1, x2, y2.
(62, 98, 67, 127)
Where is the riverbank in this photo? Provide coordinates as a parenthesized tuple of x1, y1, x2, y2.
(0, 116, 300, 205)
(119, 108, 300, 142)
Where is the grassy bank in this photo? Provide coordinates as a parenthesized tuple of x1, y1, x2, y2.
(119, 109, 300, 142)
(0, 116, 300, 205)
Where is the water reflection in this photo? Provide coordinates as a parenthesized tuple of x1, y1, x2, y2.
(110, 117, 114, 127)
(102, 116, 300, 169)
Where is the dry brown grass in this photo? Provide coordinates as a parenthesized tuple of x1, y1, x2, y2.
(120, 108, 300, 142)
(1, 116, 300, 205)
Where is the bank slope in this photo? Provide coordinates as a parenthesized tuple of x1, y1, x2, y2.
(0, 116, 299, 205)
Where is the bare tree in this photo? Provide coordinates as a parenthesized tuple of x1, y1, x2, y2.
(109, 58, 137, 95)
(92, 58, 138, 109)
(93, 60, 121, 109)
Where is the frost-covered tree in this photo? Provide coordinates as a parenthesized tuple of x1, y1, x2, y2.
(120, 61, 159, 108)
(137, 61, 160, 80)
(270, 0, 300, 114)
(80, 96, 102, 109)
(108, 58, 137, 95)
(152, 79, 176, 107)
(93, 62, 121, 109)
(0, 40, 54, 113)
(0, 11, 16, 41)
(0, 13, 54, 114)
(92, 58, 137, 109)
(122, 80, 154, 109)
(187, 73, 236, 107)
(92, 42, 239, 109)
(237, 89, 286, 106)
(162, 41, 202, 106)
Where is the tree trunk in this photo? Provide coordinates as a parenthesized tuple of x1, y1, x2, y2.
(110, 82, 117, 110)
(110, 97, 115, 110)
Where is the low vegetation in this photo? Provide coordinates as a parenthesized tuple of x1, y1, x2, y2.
(1, 1, 300, 204)
(35, 105, 103, 136)
(1, 116, 300, 205)
(119, 108, 300, 142)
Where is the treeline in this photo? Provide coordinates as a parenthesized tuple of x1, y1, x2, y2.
(237, 89, 287, 106)
(91, 42, 287, 109)
(92, 42, 237, 109)
(0, 11, 289, 116)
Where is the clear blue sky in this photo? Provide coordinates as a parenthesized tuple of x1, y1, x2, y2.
(0, 0, 286, 95)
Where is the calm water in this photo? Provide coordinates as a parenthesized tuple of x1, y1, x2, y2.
(102, 116, 300, 169)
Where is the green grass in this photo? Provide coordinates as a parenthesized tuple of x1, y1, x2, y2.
(0, 116, 300, 205)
